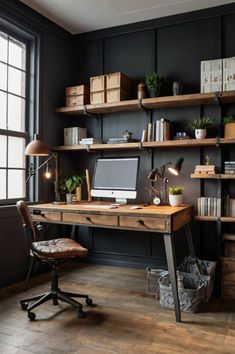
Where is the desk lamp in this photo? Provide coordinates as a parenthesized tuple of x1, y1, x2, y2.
(148, 158, 184, 204)
(25, 134, 60, 203)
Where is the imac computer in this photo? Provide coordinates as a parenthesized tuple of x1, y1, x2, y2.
(91, 157, 140, 204)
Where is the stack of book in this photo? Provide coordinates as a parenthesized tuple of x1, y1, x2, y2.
(79, 138, 103, 144)
(197, 197, 221, 217)
(194, 165, 216, 175)
(142, 119, 171, 142)
(224, 195, 235, 217)
(107, 137, 137, 144)
(224, 161, 235, 174)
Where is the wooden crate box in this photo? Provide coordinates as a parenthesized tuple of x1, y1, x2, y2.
(90, 90, 106, 104)
(106, 72, 131, 90)
(66, 95, 89, 106)
(66, 85, 89, 96)
(200, 59, 223, 93)
(106, 88, 129, 103)
(223, 57, 235, 91)
(90, 75, 106, 92)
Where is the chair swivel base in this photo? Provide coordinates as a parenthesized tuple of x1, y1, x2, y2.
(20, 290, 93, 321)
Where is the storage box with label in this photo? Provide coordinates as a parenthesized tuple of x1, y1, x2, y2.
(66, 85, 89, 96)
(223, 57, 235, 91)
(90, 91, 106, 104)
(106, 88, 130, 103)
(90, 75, 106, 92)
(106, 72, 131, 90)
(64, 127, 87, 146)
(200, 59, 223, 93)
(66, 84, 90, 106)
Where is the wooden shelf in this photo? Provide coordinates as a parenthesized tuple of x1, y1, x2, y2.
(194, 216, 235, 222)
(53, 142, 141, 152)
(191, 173, 235, 179)
(143, 138, 219, 148)
(55, 91, 235, 116)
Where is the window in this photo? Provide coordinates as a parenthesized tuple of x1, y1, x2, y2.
(0, 30, 28, 203)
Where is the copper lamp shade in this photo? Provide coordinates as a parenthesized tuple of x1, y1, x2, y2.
(25, 134, 49, 156)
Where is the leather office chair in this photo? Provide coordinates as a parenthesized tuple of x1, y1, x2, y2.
(16, 200, 92, 321)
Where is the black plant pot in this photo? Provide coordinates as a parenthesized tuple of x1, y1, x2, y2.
(149, 88, 159, 98)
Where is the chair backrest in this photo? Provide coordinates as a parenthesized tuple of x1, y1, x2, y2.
(16, 200, 37, 243)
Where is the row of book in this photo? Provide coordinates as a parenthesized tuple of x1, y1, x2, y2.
(197, 197, 221, 217)
(142, 118, 171, 142)
(224, 161, 235, 174)
(224, 195, 235, 217)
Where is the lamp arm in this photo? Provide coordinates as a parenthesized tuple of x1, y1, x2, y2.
(26, 154, 56, 183)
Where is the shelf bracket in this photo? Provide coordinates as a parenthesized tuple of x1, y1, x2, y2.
(83, 105, 98, 118)
(138, 99, 150, 115)
(215, 136, 221, 147)
(214, 92, 222, 105)
(138, 141, 151, 153)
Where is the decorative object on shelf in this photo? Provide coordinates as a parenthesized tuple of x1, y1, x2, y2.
(189, 117, 214, 140)
(172, 81, 183, 96)
(193, 165, 216, 175)
(200, 59, 223, 93)
(223, 115, 235, 139)
(85, 169, 92, 201)
(25, 134, 63, 204)
(59, 174, 84, 204)
(145, 72, 163, 97)
(64, 127, 87, 146)
(168, 185, 183, 207)
(137, 82, 145, 99)
(147, 158, 184, 204)
(122, 130, 132, 139)
(66, 84, 89, 106)
(79, 137, 103, 145)
(173, 132, 190, 140)
(204, 153, 211, 165)
(154, 118, 171, 141)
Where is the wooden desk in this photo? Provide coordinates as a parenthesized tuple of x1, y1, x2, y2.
(29, 202, 193, 322)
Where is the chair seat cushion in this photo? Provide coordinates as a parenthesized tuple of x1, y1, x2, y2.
(32, 238, 88, 259)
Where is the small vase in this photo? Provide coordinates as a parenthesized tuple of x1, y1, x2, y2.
(76, 185, 82, 202)
(66, 193, 74, 204)
(169, 194, 183, 207)
(195, 129, 207, 140)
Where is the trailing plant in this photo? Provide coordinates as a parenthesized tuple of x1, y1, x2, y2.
(145, 72, 163, 92)
(223, 115, 234, 124)
(168, 185, 184, 195)
(59, 174, 84, 194)
(189, 117, 214, 130)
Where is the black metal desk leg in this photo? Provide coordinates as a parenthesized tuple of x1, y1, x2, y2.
(185, 224, 195, 257)
(163, 233, 181, 322)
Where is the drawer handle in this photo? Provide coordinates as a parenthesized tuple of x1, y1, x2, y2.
(137, 219, 145, 226)
(86, 216, 92, 223)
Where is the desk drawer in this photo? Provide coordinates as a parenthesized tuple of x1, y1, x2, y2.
(31, 212, 61, 222)
(62, 212, 118, 227)
(119, 216, 167, 231)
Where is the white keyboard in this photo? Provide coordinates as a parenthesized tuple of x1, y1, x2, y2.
(82, 204, 118, 209)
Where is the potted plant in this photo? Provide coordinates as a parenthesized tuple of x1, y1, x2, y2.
(190, 117, 214, 140)
(145, 72, 163, 97)
(168, 185, 183, 207)
(223, 115, 235, 139)
(60, 174, 84, 204)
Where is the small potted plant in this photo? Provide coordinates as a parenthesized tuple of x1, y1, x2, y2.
(60, 174, 84, 204)
(168, 185, 183, 207)
(190, 117, 214, 140)
(145, 72, 163, 97)
(223, 115, 235, 139)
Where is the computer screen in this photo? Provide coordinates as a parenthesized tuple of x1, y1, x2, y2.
(91, 157, 139, 203)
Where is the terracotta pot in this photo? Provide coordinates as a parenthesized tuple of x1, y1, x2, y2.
(169, 194, 183, 207)
(224, 123, 235, 139)
(195, 129, 207, 140)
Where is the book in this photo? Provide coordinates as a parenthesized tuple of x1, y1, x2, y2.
(147, 123, 152, 142)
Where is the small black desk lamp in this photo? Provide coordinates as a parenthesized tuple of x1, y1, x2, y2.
(148, 157, 184, 204)
(25, 134, 60, 203)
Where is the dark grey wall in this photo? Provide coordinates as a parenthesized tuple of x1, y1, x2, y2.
(0, 0, 73, 287)
(72, 4, 235, 268)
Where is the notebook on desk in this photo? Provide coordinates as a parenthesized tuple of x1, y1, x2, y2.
(82, 204, 118, 209)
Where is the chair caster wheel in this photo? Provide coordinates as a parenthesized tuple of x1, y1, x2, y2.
(86, 297, 92, 306)
(78, 310, 85, 319)
(21, 302, 28, 311)
(28, 312, 36, 321)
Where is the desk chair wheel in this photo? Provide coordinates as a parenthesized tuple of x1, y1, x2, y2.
(86, 297, 92, 306)
(21, 302, 28, 311)
(78, 309, 85, 319)
(28, 312, 36, 321)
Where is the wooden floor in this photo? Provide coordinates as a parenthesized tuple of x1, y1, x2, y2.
(0, 263, 235, 354)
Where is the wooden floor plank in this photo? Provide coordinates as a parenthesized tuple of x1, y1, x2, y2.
(0, 263, 235, 354)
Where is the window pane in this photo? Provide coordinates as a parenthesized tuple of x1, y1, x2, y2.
(8, 169, 25, 199)
(0, 32, 8, 63)
(0, 91, 7, 129)
(9, 37, 26, 70)
(0, 135, 7, 167)
(0, 169, 6, 199)
(8, 95, 25, 132)
(0, 62, 7, 91)
(8, 137, 25, 168)
(8, 67, 25, 97)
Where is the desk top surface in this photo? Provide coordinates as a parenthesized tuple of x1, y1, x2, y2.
(29, 201, 192, 217)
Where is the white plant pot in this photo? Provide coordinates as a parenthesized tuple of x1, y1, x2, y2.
(66, 193, 74, 204)
(169, 194, 183, 207)
(195, 129, 207, 140)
